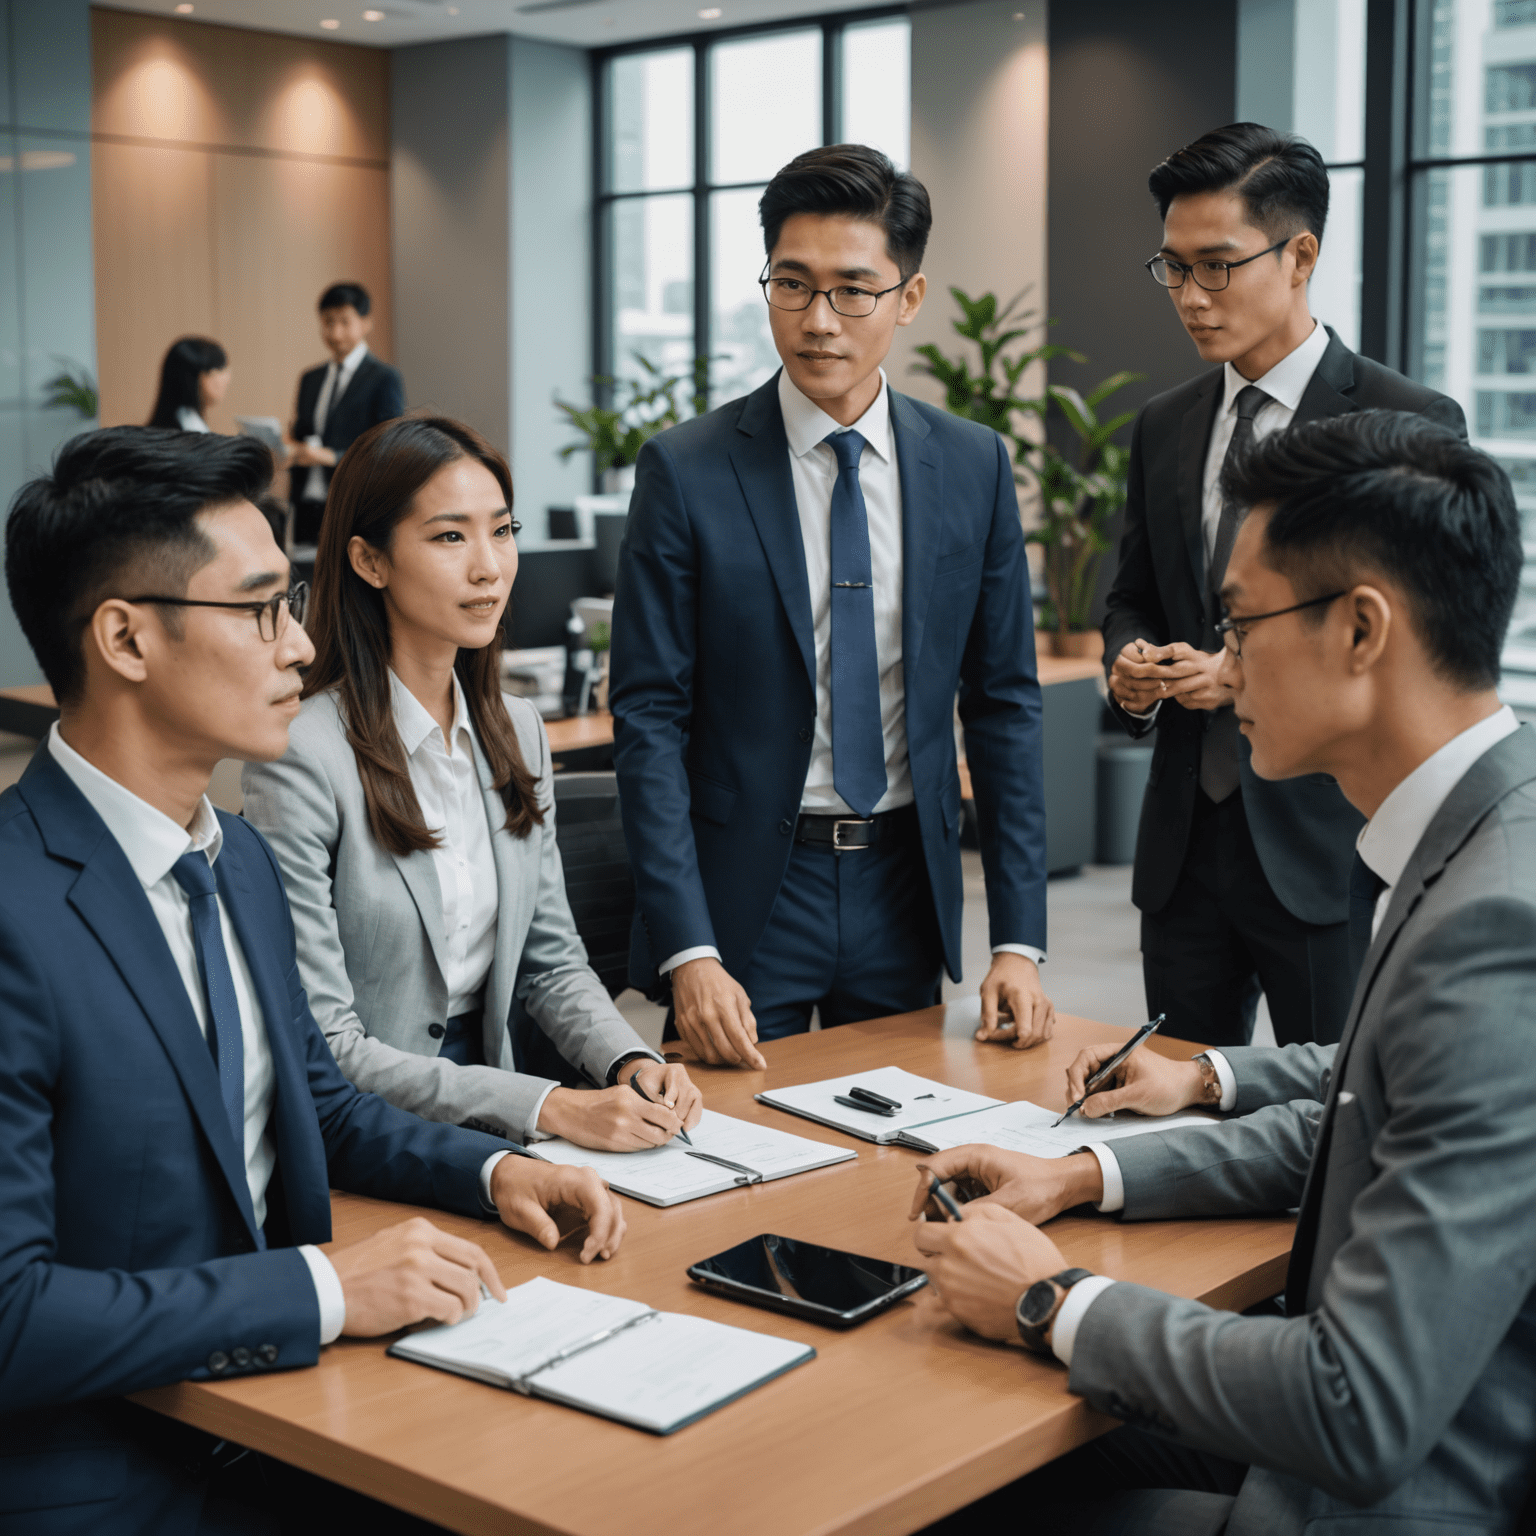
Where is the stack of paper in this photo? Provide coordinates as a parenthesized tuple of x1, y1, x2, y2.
(390, 1276, 813, 1434)
(755, 1065, 1002, 1144)
(527, 1108, 855, 1206)
(894, 1099, 1219, 1155)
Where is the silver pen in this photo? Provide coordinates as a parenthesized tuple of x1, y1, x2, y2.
(1052, 1014, 1166, 1127)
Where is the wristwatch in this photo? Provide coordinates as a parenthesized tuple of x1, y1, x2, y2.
(606, 1051, 654, 1087)
(1015, 1267, 1095, 1356)
(1192, 1053, 1224, 1107)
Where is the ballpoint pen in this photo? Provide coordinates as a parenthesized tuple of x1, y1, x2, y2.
(1052, 1013, 1166, 1127)
(628, 1072, 693, 1145)
(927, 1176, 965, 1222)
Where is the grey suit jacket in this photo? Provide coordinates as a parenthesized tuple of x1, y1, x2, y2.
(1068, 725, 1536, 1534)
(241, 688, 653, 1140)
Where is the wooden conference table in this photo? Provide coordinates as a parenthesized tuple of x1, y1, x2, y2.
(135, 1006, 1294, 1536)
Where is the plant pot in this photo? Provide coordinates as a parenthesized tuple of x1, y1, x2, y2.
(602, 465, 636, 496)
(1037, 628, 1105, 661)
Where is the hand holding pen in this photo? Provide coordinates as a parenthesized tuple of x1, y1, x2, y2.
(1054, 1016, 1230, 1125)
(627, 1067, 696, 1145)
(1053, 1015, 1166, 1126)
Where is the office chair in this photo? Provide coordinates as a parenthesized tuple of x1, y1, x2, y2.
(551, 771, 635, 998)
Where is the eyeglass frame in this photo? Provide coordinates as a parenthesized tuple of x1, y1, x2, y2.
(119, 581, 309, 642)
(758, 259, 909, 317)
(1145, 236, 1293, 292)
(1214, 589, 1347, 657)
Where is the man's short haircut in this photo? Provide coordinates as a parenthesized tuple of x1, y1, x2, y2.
(1149, 122, 1330, 244)
(319, 281, 370, 316)
(1223, 411, 1521, 691)
(4, 426, 274, 705)
(759, 144, 932, 280)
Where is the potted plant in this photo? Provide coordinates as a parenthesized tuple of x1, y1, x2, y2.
(41, 358, 98, 421)
(556, 354, 709, 495)
(912, 289, 1140, 657)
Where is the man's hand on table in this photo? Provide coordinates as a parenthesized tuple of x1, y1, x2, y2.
(1108, 638, 1233, 714)
(1065, 1042, 1209, 1120)
(491, 1157, 626, 1264)
(328, 1217, 508, 1337)
(912, 1204, 1068, 1344)
(974, 952, 1055, 1049)
(908, 1145, 1104, 1227)
(670, 957, 767, 1070)
(537, 1058, 702, 1151)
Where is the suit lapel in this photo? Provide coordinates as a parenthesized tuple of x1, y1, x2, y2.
(891, 390, 944, 674)
(473, 737, 517, 1063)
(1177, 372, 1223, 603)
(392, 846, 451, 986)
(17, 755, 262, 1244)
(1291, 328, 1356, 427)
(729, 375, 816, 691)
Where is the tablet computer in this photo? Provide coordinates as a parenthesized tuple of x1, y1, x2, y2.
(687, 1234, 927, 1328)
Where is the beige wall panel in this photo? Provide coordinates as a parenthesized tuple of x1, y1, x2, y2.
(92, 138, 215, 428)
(92, 9, 388, 162)
(209, 152, 393, 434)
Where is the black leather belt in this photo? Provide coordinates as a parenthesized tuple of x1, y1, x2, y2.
(795, 805, 914, 850)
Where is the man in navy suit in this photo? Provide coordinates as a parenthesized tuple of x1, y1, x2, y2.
(0, 428, 624, 1533)
(611, 144, 1053, 1067)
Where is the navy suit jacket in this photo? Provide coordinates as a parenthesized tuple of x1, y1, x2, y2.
(0, 748, 515, 1533)
(288, 351, 405, 504)
(609, 372, 1047, 989)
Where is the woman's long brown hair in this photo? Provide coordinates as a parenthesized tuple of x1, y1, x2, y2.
(302, 413, 544, 855)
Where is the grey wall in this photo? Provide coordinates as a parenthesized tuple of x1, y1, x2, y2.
(392, 33, 590, 549)
(0, 0, 96, 688)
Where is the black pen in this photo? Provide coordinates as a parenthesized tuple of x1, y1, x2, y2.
(629, 1072, 693, 1145)
(1052, 1014, 1166, 1127)
(928, 1177, 965, 1222)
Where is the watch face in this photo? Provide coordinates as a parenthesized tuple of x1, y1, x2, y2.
(1019, 1279, 1059, 1328)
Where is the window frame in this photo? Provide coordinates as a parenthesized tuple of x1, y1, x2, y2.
(590, 5, 907, 430)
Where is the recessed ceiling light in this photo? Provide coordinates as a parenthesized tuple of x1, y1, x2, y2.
(447, 5, 458, 12)
(699, 6, 722, 16)
(175, 2, 194, 10)
(320, 17, 340, 26)
(1012, 9, 1024, 16)
(363, 8, 384, 18)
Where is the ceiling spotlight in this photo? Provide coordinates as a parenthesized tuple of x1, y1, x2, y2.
(175, 2, 193, 10)
(699, 6, 722, 15)
(447, 5, 458, 12)
(1012, 9, 1024, 16)
(320, 17, 340, 26)
(363, 7, 384, 16)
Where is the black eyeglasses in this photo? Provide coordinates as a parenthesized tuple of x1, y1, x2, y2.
(1146, 236, 1292, 292)
(1215, 590, 1346, 657)
(121, 581, 309, 642)
(759, 260, 907, 317)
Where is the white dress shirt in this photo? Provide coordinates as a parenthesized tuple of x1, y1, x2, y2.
(46, 725, 347, 1344)
(303, 340, 369, 501)
(1055, 705, 1523, 1366)
(176, 407, 209, 433)
(659, 368, 1045, 974)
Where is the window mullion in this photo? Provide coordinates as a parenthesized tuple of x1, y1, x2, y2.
(695, 37, 711, 406)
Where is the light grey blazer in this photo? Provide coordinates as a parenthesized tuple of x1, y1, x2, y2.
(241, 688, 653, 1141)
(1068, 725, 1536, 1535)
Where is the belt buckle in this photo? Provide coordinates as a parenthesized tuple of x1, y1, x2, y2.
(832, 817, 872, 850)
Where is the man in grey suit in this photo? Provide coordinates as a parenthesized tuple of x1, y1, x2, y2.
(911, 411, 1535, 1534)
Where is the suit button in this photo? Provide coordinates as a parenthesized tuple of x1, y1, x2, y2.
(1185, 766, 1196, 780)
(208, 1351, 229, 1374)
(257, 1344, 279, 1366)
(428, 1023, 445, 1039)
(232, 1347, 252, 1369)
(778, 819, 792, 835)
(798, 727, 812, 743)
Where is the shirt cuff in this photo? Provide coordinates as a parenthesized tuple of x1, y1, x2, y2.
(1082, 1143, 1125, 1213)
(1204, 1050, 1238, 1112)
(1121, 699, 1161, 721)
(659, 945, 721, 975)
(479, 1148, 515, 1210)
(605, 1048, 665, 1086)
(523, 1083, 560, 1144)
(1050, 1274, 1118, 1368)
(299, 1244, 347, 1346)
(992, 944, 1046, 966)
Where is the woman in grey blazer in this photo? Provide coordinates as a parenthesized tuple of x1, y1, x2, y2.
(243, 414, 702, 1148)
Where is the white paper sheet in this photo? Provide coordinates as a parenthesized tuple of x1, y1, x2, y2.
(756, 1065, 1002, 1143)
(898, 1099, 1219, 1156)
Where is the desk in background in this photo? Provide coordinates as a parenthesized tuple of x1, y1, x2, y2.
(135, 1007, 1292, 1536)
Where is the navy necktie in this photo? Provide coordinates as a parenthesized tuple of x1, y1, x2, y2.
(1347, 852, 1386, 977)
(171, 851, 248, 1156)
(825, 429, 887, 818)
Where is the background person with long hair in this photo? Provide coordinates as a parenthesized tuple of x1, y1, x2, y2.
(243, 414, 702, 1149)
(148, 335, 230, 431)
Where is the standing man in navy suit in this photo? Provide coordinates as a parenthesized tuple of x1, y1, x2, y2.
(610, 144, 1053, 1066)
(0, 428, 623, 1533)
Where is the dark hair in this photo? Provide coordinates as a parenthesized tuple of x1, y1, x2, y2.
(319, 282, 371, 316)
(147, 336, 227, 429)
(302, 414, 543, 853)
(1149, 123, 1330, 243)
(759, 144, 932, 280)
(1223, 411, 1521, 690)
(5, 426, 273, 705)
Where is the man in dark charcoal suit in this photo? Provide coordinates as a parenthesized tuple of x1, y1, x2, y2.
(914, 412, 1536, 1535)
(288, 281, 405, 545)
(1102, 123, 1466, 1047)
(0, 428, 623, 1534)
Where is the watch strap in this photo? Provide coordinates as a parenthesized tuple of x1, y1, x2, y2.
(1015, 1267, 1095, 1356)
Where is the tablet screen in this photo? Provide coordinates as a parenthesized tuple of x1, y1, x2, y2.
(689, 1234, 925, 1316)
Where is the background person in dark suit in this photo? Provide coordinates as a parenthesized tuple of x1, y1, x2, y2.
(1102, 123, 1466, 1048)
(0, 428, 623, 1534)
(288, 281, 405, 545)
(610, 145, 1053, 1069)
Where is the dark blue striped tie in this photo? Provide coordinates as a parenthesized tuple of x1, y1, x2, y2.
(825, 429, 887, 818)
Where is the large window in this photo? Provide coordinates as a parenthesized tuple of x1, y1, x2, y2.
(1406, 0, 1536, 700)
(595, 11, 910, 414)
